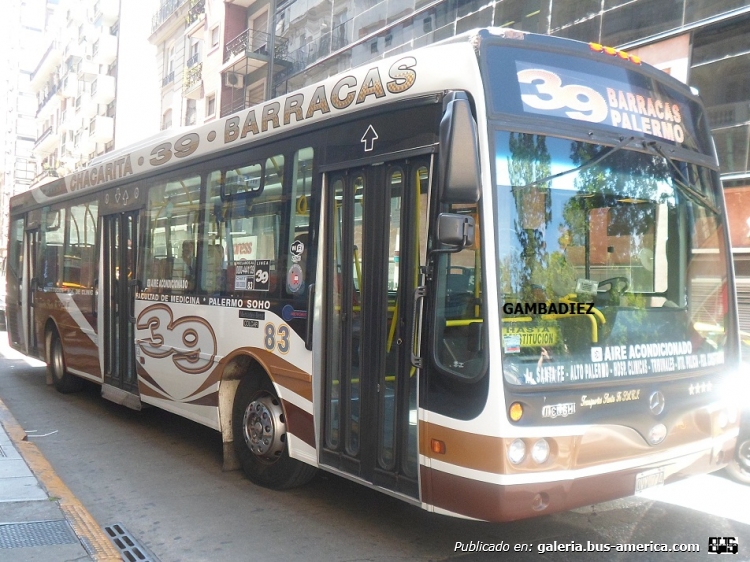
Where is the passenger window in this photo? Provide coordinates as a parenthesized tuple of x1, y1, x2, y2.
(64, 202, 98, 288)
(286, 147, 314, 296)
(203, 155, 285, 295)
(142, 175, 202, 292)
(41, 207, 66, 288)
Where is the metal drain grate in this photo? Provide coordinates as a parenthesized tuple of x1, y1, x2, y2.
(0, 520, 78, 549)
(103, 523, 159, 562)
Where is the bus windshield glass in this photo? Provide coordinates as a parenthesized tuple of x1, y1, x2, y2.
(494, 131, 730, 387)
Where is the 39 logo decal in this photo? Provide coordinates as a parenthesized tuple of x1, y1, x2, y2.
(136, 304, 218, 374)
(518, 68, 608, 123)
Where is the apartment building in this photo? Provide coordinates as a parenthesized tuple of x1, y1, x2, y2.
(29, 0, 159, 184)
(0, 0, 46, 270)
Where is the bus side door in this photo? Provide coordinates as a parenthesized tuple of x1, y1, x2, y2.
(320, 156, 431, 498)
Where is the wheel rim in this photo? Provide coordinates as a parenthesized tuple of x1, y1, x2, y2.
(242, 393, 286, 462)
(51, 339, 64, 380)
(738, 439, 750, 471)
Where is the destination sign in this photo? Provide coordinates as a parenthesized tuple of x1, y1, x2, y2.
(516, 61, 693, 146)
(485, 46, 713, 156)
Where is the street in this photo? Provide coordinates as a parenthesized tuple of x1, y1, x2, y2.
(1, 336, 749, 562)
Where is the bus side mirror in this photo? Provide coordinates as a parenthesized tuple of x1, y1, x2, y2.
(437, 213, 475, 249)
(439, 92, 481, 204)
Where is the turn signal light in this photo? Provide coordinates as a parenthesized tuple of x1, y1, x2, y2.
(509, 402, 524, 422)
(431, 439, 446, 454)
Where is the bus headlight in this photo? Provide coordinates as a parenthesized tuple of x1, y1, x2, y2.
(716, 410, 728, 429)
(508, 439, 526, 465)
(531, 439, 550, 464)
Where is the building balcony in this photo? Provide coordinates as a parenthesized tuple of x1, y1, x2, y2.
(90, 115, 114, 144)
(93, 0, 120, 26)
(36, 82, 61, 118)
(61, 74, 80, 98)
(60, 110, 84, 132)
(78, 59, 100, 82)
(33, 126, 59, 155)
(30, 41, 63, 93)
(92, 74, 116, 105)
(68, 2, 87, 24)
(162, 71, 175, 88)
(78, 92, 98, 119)
(63, 41, 87, 65)
(183, 63, 202, 99)
(60, 144, 78, 165)
(151, 0, 188, 36)
(219, 86, 264, 118)
(73, 135, 97, 158)
(222, 28, 291, 75)
(186, 0, 205, 28)
(94, 32, 118, 65)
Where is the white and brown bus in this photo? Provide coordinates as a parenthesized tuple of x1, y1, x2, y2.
(6, 28, 743, 521)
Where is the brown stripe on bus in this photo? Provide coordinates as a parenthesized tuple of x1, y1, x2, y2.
(282, 400, 316, 449)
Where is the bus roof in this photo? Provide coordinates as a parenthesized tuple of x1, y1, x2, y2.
(12, 27, 700, 213)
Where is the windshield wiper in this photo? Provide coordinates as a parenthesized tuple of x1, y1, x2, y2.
(645, 141, 720, 215)
(515, 136, 635, 189)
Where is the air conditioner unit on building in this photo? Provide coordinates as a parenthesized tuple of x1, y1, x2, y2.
(224, 72, 245, 89)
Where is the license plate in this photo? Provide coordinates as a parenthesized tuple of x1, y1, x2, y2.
(635, 467, 665, 494)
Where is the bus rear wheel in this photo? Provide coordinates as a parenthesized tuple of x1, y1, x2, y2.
(48, 330, 84, 393)
(232, 375, 316, 489)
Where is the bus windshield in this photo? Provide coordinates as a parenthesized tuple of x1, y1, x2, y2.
(495, 131, 730, 387)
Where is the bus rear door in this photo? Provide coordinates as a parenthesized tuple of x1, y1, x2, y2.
(100, 187, 144, 408)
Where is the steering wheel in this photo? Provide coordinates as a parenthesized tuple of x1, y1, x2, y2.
(598, 277, 630, 294)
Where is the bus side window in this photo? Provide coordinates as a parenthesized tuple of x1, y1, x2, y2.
(41, 207, 66, 288)
(203, 155, 285, 296)
(286, 147, 314, 297)
(142, 175, 201, 293)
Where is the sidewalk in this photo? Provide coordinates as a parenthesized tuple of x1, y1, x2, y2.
(0, 340, 122, 560)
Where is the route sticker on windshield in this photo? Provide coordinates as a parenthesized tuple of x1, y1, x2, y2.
(503, 334, 521, 353)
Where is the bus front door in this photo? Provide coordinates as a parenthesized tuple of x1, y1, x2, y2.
(101, 211, 141, 408)
(321, 157, 431, 499)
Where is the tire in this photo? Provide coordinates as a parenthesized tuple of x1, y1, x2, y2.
(48, 330, 84, 393)
(725, 438, 750, 485)
(232, 375, 317, 490)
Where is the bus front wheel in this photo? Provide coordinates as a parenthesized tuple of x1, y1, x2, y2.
(48, 330, 84, 393)
(232, 375, 316, 489)
(725, 438, 750, 485)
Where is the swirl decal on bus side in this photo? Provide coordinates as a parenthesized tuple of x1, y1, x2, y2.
(136, 303, 218, 375)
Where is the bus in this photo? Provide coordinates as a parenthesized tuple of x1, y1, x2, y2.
(6, 28, 743, 522)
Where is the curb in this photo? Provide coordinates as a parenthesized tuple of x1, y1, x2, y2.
(0, 396, 122, 561)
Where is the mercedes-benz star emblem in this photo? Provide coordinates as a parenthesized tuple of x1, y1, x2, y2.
(649, 391, 665, 415)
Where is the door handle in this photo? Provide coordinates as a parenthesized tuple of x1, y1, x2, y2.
(92, 277, 98, 318)
(410, 285, 426, 369)
(305, 283, 315, 351)
(128, 279, 140, 323)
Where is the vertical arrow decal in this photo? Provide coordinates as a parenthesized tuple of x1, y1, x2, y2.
(361, 124, 379, 152)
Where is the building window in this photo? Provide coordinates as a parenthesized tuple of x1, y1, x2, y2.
(185, 99, 197, 126)
(211, 27, 219, 48)
(206, 95, 216, 117)
(162, 109, 172, 130)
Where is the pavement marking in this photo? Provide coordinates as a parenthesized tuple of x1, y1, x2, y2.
(0, 397, 122, 561)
